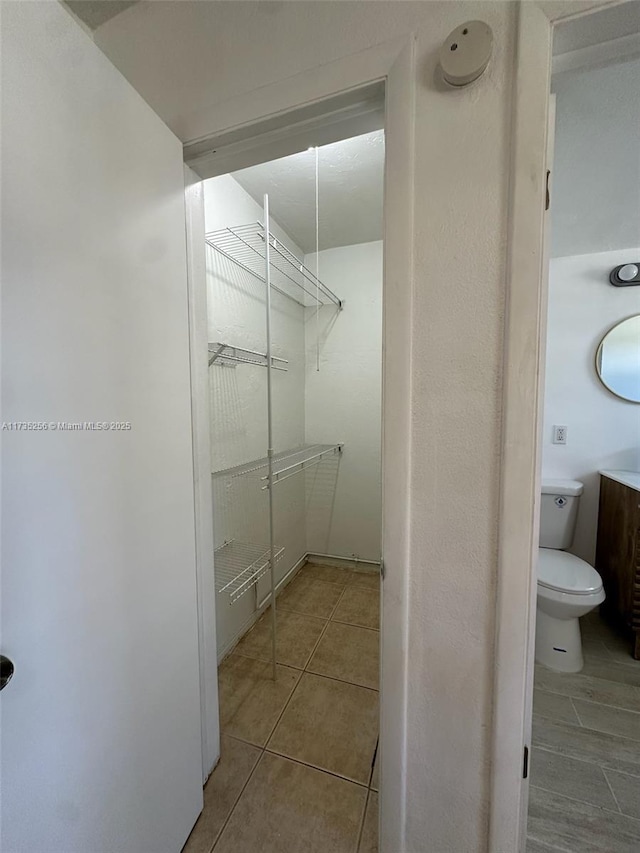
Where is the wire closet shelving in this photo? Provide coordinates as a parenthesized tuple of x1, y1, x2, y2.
(212, 443, 344, 487)
(214, 541, 285, 604)
(205, 222, 343, 309)
(207, 196, 345, 678)
(208, 342, 288, 371)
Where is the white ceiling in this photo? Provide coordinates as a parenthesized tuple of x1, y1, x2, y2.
(231, 130, 384, 254)
(553, 1, 640, 54)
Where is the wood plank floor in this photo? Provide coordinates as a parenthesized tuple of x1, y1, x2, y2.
(527, 610, 640, 852)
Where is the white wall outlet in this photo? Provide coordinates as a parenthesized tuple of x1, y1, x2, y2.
(552, 425, 568, 445)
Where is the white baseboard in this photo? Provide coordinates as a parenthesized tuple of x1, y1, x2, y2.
(306, 551, 381, 572)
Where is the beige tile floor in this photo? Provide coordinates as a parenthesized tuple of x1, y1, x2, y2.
(527, 610, 640, 852)
(184, 562, 380, 853)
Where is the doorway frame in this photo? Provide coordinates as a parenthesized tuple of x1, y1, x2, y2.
(490, 2, 622, 851)
(183, 33, 415, 853)
(183, 2, 622, 848)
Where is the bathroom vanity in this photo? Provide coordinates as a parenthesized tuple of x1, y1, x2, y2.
(596, 470, 640, 659)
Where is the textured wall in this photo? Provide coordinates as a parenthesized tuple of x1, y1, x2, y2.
(542, 248, 640, 564)
(551, 56, 640, 257)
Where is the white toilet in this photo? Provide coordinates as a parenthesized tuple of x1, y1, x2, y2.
(536, 480, 605, 673)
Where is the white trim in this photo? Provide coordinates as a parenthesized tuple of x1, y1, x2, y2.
(184, 166, 220, 781)
(491, 7, 552, 847)
(491, 2, 618, 850)
(553, 31, 640, 74)
(182, 33, 414, 853)
(179, 35, 410, 146)
(378, 37, 415, 853)
(184, 83, 384, 179)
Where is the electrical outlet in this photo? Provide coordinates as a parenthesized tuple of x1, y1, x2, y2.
(552, 425, 567, 445)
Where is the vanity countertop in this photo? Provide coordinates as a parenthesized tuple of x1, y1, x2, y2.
(599, 470, 640, 492)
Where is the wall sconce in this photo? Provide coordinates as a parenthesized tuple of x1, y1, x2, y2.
(610, 263, 640, 287)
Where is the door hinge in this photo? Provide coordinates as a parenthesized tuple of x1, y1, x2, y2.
(380, 560, 385, 581)
(545, 170, 551, 211)
(523, 745, 529, 779)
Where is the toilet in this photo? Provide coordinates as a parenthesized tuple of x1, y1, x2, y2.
(536, 479, 605, 673)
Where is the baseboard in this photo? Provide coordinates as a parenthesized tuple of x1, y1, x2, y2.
(306, 551, 381, 572)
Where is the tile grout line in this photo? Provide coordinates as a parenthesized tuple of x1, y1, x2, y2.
(529, 784, 640, 825)
(602, 768, 624, 815)
(259, 583, 351, 756)
(531, 744, 640, 781)
(209, 743, 267, 853)
(525, 830, 576, 853)
(569, 696, 584, 728)
(534, 686, 640, 717)
(570, 696, 640, 718)
(262, 746, 371, 789)
(355, 788, 371, 853)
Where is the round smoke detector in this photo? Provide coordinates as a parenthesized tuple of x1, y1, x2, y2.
(439, 21, 493, 87)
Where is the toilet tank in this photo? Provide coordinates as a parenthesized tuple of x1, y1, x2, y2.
(540, 479, 584, 549)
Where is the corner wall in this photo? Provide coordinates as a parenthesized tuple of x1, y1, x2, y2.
(542, 248, 640, 563)
(304, 241, 383, 563)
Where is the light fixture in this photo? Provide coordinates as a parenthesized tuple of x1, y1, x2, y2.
(610, 263, 640, 286)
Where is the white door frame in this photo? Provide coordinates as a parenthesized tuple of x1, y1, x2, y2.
(183, 34, 415, 852)
(490, 2, 621, 850)
(182, 1, 621, 847)
(184, 167, 220, 781)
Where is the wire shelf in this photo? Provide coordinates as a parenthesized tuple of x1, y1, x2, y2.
(212, 443, 343, 482)
(208, 342, 288, 371)
(205, 222, 343, 309)
(214, 540, 285, 604)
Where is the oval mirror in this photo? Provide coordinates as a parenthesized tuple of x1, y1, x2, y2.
(596, 315, 640, 403)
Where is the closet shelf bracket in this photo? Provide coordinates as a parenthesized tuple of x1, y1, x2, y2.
(208, 342, 288, 371)
(261, 443, 344, 489)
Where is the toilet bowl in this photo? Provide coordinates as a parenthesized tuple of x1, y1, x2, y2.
(536, 547, 605, 672)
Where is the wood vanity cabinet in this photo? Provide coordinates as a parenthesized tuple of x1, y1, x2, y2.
(595, 473, 640, 660)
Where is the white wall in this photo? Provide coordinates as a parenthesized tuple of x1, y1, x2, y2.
(551, 56, 640, 258)
(305, 242, 383, 562)
(204, 175, 307, 655)
(542, 248, 640, 563)
(1, 3, 203, 850)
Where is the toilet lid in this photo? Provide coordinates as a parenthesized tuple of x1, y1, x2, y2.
(538, 549, 603, 595)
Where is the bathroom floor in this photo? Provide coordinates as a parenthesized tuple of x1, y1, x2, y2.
(183, 561, 380, 853)
(527, 610, 640, 852)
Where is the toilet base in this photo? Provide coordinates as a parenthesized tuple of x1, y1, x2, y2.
(535, 609, 584, 672)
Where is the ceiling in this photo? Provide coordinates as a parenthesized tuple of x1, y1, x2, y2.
(231, 130, 384, 254)
(553, 1, 640, 54)
(64, 1, 138, 30)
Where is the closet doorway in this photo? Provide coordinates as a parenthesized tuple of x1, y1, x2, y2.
(185, 129, 384, 852)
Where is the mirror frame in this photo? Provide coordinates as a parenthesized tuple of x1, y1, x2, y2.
(595, 314, 640, 404)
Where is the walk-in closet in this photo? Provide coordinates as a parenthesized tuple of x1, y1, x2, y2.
(185, 129, 384, 853)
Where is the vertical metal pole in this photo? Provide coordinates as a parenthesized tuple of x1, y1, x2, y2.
(264, 194, 277, 681)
